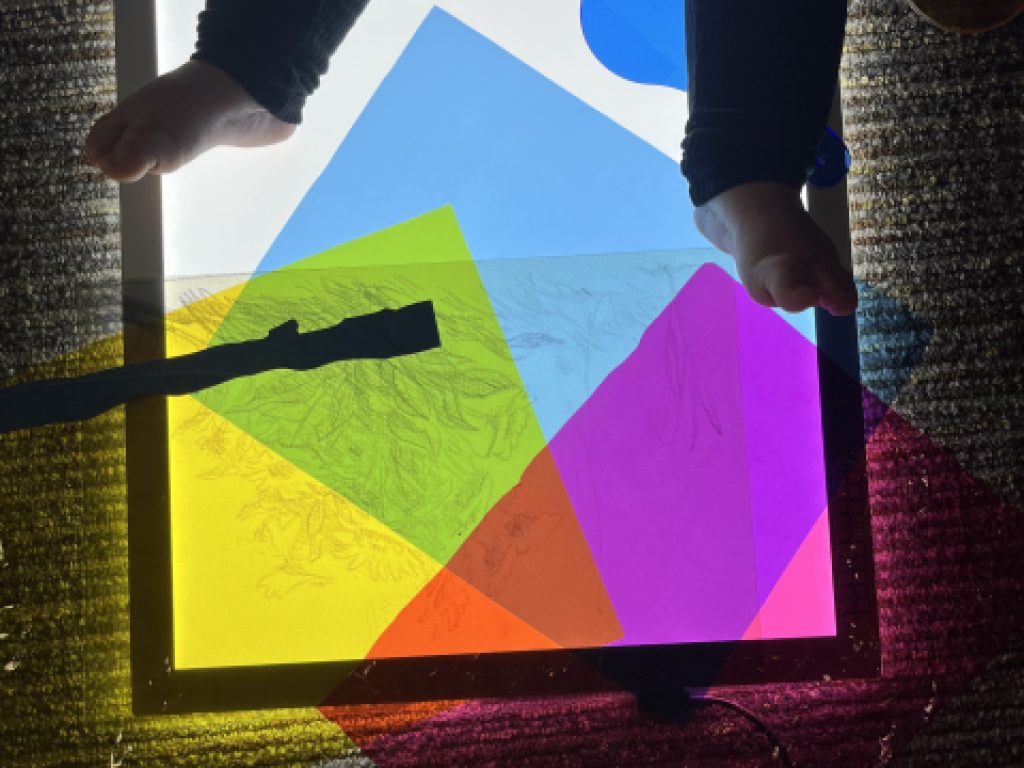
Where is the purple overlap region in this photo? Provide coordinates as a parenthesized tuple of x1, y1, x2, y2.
(735, 280, 829, 610)
(550, 264, 757, 644)
(550, 264, 829, 645)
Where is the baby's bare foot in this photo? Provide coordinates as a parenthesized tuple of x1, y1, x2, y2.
(85, 60, 295, 183)
(694, 182, 857, 316)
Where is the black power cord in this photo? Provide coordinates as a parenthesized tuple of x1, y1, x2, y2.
(633, 687, 793, 767)
(690, 694, 792, 768)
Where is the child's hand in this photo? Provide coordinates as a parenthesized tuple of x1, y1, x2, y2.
(694, 182, 857, 316)
(85, 61, 294, 183)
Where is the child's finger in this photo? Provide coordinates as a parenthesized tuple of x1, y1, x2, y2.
(84, 113, 125, 165)
(819, 266, 858, 316)
(750, 253, 812, 312)
(738, 264, 780, 310)
(102, 123, 180, 183)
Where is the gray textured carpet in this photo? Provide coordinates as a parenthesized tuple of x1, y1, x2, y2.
(1, 1, 1022, 766)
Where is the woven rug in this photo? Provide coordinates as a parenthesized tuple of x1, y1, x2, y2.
(1, 1, 1022, 766)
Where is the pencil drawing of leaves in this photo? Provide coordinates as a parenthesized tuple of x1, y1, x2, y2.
(171, 397, 216, 439)
(327, 527, 434, 583)
(167, 288, 239, 351)
(426, 572, 471, 633)
(179, 263, 543, 597)
(257, 567, 334, 600)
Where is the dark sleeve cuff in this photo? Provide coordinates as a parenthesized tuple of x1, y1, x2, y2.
(680, 109, 816, 206)
(192, 0, 370, 124)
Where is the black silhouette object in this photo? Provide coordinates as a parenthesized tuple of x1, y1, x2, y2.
(0, 300, 440, 434)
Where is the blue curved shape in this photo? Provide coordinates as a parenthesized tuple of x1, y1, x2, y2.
(807, 126, 851, 188)
(580, 0, 687, 91)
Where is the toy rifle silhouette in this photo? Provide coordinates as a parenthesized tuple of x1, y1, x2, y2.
(0, 300, 440, 434)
